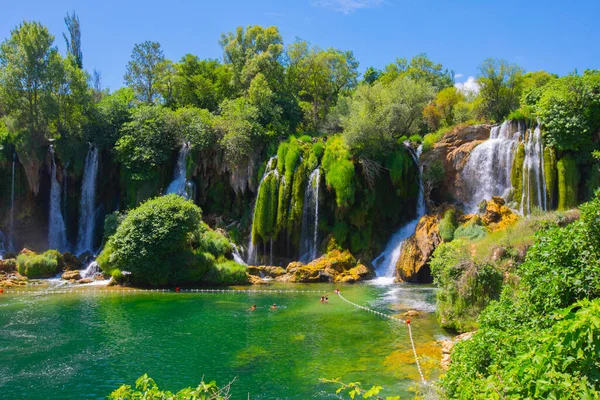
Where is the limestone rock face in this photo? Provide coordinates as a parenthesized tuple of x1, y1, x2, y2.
(422, 124, 491, 204)
(481, 196, 519, 232)
(396, 215, 441, 283)
(279, 250, 374, 283)
(0, 271, 28, 287)
(247, 266, 286, 278)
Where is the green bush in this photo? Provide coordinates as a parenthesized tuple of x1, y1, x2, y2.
(557, 153, 579, 210)
(422, 127, 448, 152)
(453, 220, 487, 241)
(16, 250, 61, 278)
(408, 134, 422, 144)
(109, 373, 229, 400)
(204, 260, 248, 285)
(103, 211, 127, 242)
(439, 209, 458, 242)
(98, 194, 240, 286)
(442, 195, 600, 397)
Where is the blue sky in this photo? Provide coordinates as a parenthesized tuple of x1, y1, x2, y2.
(1, 0, 599, 91)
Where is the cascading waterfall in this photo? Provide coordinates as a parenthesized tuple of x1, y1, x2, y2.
(372, 145, 424, 281)
(232, 244, 247, 266)
(246, 156, 278, 265)
(0, 231, 5, 259)
(461, 120, 548, 215)
(461, 121, 521, 213)
(299, 167, 321, 263)
(75, 146, 99, 255)
(520, 126, 547, 215)
(80, 260, 102, 279)
(48, 146, 68, 252)
(166, 143, 191, 198)
(8, 151, 16, 252)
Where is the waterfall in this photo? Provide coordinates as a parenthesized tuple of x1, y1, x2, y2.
(461, 121, 520, 213)
(520, 126, 547, 215)
(299, 168, 321, 263)
(461, 121, 548, 215)
(8, 151, 16, 252)
(75, 146, 99, 255)
(246, 156, 278, 265)
(0, 231, 5, 259)
(48, 146, 68, 252)
(372, 145, 425, 280)
(232, 244, 247, 266)
(80, 260, 102, 279)
(166, 143, 191, 198)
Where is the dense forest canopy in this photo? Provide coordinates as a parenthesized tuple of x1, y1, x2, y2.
(1, 15, 598, 179)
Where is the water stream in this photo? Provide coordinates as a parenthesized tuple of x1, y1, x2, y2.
(75, 146, 99, 255)
(48, 146, 68, 252)
(372, 145, 424, 283)
(166, 143, 191, 199)
(299, 168, 321, 263)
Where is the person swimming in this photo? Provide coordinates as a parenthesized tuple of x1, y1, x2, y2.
(324, 296, 329, 303)
(320, 296, 325, 302)
(271, 303, 277, 309)
(248, 304, 257, 311)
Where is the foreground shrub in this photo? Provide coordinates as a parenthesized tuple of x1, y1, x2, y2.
(442, 194, 600, 398)
(109, 373, 232, 400)
(439, 209, 457, 242)
(16, 250, 61, 278)
(98, 194, 239, 286)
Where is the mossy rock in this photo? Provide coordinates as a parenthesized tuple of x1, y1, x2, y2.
(557, 153, 579, 210)
(544, 146, 557, 208)
(16, 249, 61, 278)
(511, 143, 525, 208)
(282, 249, 374, 283)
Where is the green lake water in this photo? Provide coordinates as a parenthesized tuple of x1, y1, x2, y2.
(0, 283, 449, 399)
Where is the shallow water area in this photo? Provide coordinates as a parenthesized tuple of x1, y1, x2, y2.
(0, 282, 447, 399)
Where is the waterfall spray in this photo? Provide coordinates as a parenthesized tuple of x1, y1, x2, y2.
(48, 146, 68, 252)
(75, 146, 99, 255)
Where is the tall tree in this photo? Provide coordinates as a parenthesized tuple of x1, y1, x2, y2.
(380, 53, 454, 91)
(0, 21, 60, 145)
(124, 41, 166, 104)
(219, 25, 284, 93)
(477, 58, 524, 122)
(63, 11, 82, 69)
(287, 39, 359, 130)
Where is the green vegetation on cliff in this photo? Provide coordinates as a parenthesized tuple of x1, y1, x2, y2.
(440, 194, 600, 398)
(557, 153, 580, 210)
(16, 250, 62, 278)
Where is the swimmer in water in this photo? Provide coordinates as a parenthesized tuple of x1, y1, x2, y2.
(271, 303, 277, 309)
(248, 304, 257, 311)
(325, 296, 329, 303)
(320, 296, 325, 302)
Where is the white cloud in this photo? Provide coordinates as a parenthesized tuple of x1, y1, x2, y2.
(454, 73, 463, 79)
(311, 0, 383, 14)
(455, 76, 480, 95)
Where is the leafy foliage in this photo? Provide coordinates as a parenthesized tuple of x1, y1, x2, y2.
(16, 250, 61, 278)
(109, 373, 233, 400)
(98, 195, 238, 286)
(322, 136, 355, 209)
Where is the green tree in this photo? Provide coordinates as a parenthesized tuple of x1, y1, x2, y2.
(362, 66, 381, 84)
(477, 58, 524, 122)
(342, 76, 435, 158)
(124, 41, 166, 104)
(62, 11, 82, 69)
(171, 55, 233, 111)
(86, 87, 133, 149)
(379, 53, 453, 91)
(287, 39, 359, 130)
(422, 86, 466, 131)
(214, 97, 261, 165)
(172, 106, 216, 150)
(114, 105, 176, 180)
(219, 25, 284, 93)
(0, 21, 60, 147)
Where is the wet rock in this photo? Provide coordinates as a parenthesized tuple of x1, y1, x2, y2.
(62, 252, 82, 270)
(0, 271, 28, 287)
(481, 196, 519, 231)
(279, 250, 374, 283)
(248, 275, 269, 285)
(396, 215, 441, 283)
(61, 270, 81, 280)
(247, 266, 286, 278)
(0, 258, 17, 272)
(422, 124, 491, 204)
(77, 278, 93, 284)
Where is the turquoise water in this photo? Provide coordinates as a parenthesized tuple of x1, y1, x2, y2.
(0, 283, 448, 399)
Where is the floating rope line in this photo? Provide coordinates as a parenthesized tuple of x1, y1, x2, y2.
(336, 291, 427, 385)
